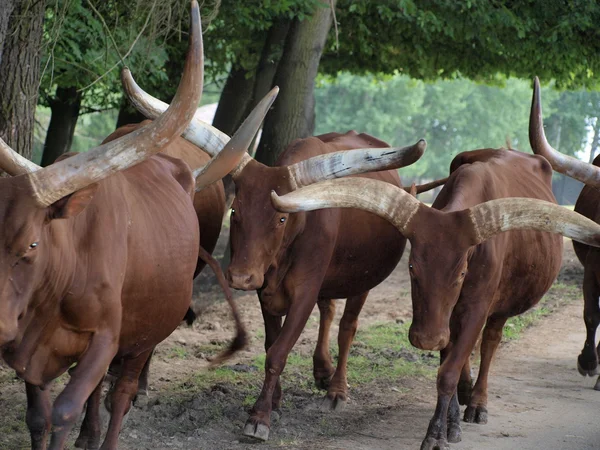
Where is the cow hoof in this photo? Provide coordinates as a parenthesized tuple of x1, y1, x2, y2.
(314, 372, 334, 390)
(420, 436, 450, 450)
(320, 394, 347, 411)
(463, 405, 488, 424)
(447, 423, 462, 443)
(577, 358, 599, 377)
(74, 436, 99, 450)
(457, 379, 472, 405)
(243, 420, 270, 441)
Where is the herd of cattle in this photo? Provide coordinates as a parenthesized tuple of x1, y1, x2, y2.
(2, 3, 600, 450)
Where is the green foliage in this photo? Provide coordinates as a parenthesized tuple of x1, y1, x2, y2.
(325, 0, 600, 89)
(315, 73, 598, 179)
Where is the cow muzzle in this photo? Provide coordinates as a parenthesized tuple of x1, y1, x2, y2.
(408, 325, 449, 351)
(226, 268, 264, 291)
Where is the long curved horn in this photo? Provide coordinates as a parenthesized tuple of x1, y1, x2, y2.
(466, 197, 600, 246)
(194, 87, 278, 190)
(529, 76, 600, 186)
(27, 0, 204, 207)
(286, 140, 426, 189)
(271, 177, 600, 247)
(0, 137, 41, 175)
(121, 67, 229, 157)
(271, 177, 421, 234)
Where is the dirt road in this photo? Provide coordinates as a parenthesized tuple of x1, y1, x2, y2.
(329, 300, 600, 450)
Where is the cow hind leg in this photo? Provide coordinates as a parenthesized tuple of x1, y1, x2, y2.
(463, 314, 507, 424)
(133, 350, 152, 408)
(313, 298, 336, 390)
(321, 292, 368, 411)
(99, 350, 153, 450)
(75, 378, 104, 449)
(457, 360, 473, 405)
(25, 382, 52, 450)
(578, 267, 600, 377)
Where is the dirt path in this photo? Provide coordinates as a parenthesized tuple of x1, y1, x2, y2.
(328, 300, 600, 450)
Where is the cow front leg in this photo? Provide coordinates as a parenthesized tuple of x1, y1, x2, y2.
(100, 349, 152, 450)
(259, 299, 283, 411)
(421, 309, 487, 450)
(463, 314, 507, 424)
(322, 292, 368, 411)
(244, 295, 318, 441)
(26, 382, 52, 450)
(48, 329, 118, 450)
(578, 266, 600, 377)
(313, 298, 336, 389)
(75, 378, 104, 450)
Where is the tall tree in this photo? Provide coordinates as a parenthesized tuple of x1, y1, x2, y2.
(255, 1, 336, 165)
(0, 0, 45, 159)
(0, 0, 19, 65)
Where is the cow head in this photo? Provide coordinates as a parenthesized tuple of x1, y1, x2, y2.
(0, 0, 208, 346)
(118, 69, 428, 291)
(271, 176, 600, 351)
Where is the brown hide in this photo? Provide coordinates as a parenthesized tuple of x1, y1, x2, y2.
(570, 153, 600, 378)
(229, 131, 406, 440)
(103, 121, 226, 269)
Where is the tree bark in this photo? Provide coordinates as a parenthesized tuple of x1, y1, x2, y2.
(212, 66, 255, 136)
(115, 99, 148, 129)
(255, 2, 336, 166)
(0, 0, 19, 65)
(0, 0, 45, 160)
(40, 86, 82, 166)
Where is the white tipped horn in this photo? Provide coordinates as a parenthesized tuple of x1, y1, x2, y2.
(195, 87, 279, 190)
(529, 76, 600, 186)
(27, 0, 205, 207)
(287, 140, 426, 189)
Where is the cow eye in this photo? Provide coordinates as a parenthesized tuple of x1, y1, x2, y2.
(231, 209, 235, 215)
(409, 264, 413, 270)
(279, 217, 286, 223)
(29, 242, 38, 249)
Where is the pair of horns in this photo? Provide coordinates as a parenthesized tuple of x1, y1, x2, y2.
(121, 71, 428, 187)
(529, 77, 600, 187)
(0, 1, 204, 207)
(271, 170, 600, 248)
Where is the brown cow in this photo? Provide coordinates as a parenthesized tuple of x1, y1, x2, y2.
(116, 71, 444, 441)
(529, 77, 600, 390)
(0, 4, 270, 449)
(271, 149, 600, 449)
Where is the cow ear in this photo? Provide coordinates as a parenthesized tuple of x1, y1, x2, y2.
(47, 183, 99, 220)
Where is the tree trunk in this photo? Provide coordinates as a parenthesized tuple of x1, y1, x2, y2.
(212, 66, 255, 136)
(0, 0, 45, 160)
(40, 86, 82, 166)
(588, 117, 600, 164)
(255, 2, 335, 166)
(0, 0, 19, 65)
(115, 99, 148, 129)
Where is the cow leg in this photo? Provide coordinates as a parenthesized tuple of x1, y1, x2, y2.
(578, 266, 600, 377)
(244, 295, 318, 441)
(100, 350, 152, 450)
(313, 298, 336, 389)
(133, 350, 152, 407)
(464, 314, 507, 424)
(25, 382, 52, 450)
(321, 292, 368, 411)
(456, 360, 473, 405)
(75, 378, 104, 450)
(259, 299, 284, 411)
(421, 308, 487, 450)
(48, 327, 119, 450)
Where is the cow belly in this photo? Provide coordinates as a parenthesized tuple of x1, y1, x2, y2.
(320, 210, 405, 299)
